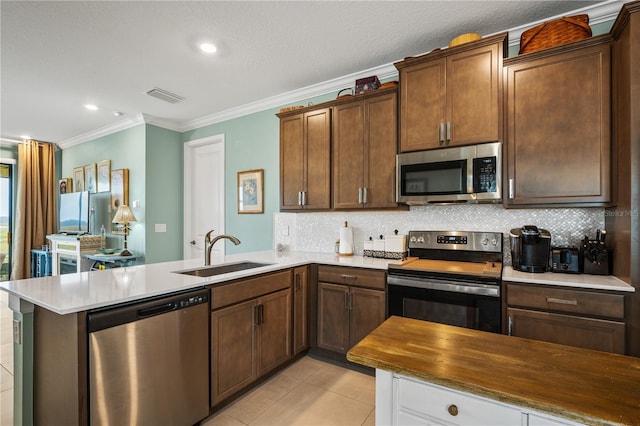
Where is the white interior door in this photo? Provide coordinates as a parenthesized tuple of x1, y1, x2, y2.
(184, 134, 225, 260)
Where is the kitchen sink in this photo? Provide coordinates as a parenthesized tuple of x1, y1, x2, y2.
(174, 261, 273, 277)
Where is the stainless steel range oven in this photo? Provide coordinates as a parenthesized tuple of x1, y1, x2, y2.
(387, 230, 503, 333)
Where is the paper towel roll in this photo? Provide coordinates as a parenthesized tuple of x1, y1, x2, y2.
(339, 221, 353, 256)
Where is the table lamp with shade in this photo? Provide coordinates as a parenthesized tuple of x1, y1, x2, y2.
(112, 204, 137, 256)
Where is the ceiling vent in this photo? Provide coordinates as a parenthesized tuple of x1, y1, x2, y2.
(145, 87, 184, 104)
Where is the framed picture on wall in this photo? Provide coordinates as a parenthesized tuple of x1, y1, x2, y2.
(111, 168, 129, 233)
(58, 178, 72, 194)
(97, 160, 111, 192)
(73, 167, 84, 192)
(84, 163, 97, 193)
(237, 169, 264, 214)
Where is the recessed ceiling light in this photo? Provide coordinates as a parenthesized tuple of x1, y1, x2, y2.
(199, 42, 217, 54)
(84, 104, 98, 111)
(113, 112, 123, 117)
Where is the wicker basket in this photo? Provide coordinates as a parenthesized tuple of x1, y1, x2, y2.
(519, 14, 592, 54)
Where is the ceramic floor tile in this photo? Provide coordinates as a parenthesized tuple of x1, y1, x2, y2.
(304, 363, 375, 404)
(362, 407, 375, 426)
(279, 356, 331, 382)
(221, 372, 304, 424)
(202, 412, 247, 426)
(1, 387, 13, 426)
(250, 382, 373, 426)
(1, 342, 13, 375)
(0, 365, 12, 392)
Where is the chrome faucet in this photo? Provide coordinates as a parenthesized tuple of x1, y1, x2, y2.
(204, 230, 241, 265)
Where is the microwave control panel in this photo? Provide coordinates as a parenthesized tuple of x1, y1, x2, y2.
(473, 156, 497, 193)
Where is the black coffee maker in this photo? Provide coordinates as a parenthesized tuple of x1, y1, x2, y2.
(509, 225, 551, 273)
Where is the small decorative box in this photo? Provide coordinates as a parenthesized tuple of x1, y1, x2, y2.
(373, 237, 385, 258)
(363, 239, 374, 257)
(384, 233, 408, 260)
(355, 76, 380, 94)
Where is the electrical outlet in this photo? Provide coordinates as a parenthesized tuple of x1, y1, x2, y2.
(281, 225, 289, 236)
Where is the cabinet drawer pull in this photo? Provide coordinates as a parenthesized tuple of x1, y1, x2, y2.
(439, 123, 445, 144)
(340, 274, 357, 280)
(362, 187, 368, 204)
(358, 187, 363, 204)
(344, 292, 349, 310)
(546, 297, 578, 306)
(295, 275, 301, 291)
(301, 191, 307, 206)
(446, 121, 451, 144)
(509, 179, 514, 199)
(447, 404, 459, 416)
(298, 191, 302, 206)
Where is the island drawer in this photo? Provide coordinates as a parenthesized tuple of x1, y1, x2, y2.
(506, 283, 624, 319)
(317, 265, 385, 290)
(396, 375, 522, 424)
(211, 270, 292, 309)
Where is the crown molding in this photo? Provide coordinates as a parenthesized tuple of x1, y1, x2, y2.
(59, 0, 623, 145)
(58, 114, 145, 149)
(141, 114, 182, 132)
(179, 63, 398, 132)
(58, 114, 182, 149)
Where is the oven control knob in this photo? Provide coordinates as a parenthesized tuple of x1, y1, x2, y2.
(417, 236, 425, 243)
(481, 238, 489, 245)
(491, 238, 498, 246)
(410, 236, 417, 243)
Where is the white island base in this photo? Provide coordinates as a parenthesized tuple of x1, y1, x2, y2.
(375, 370, 583, 426)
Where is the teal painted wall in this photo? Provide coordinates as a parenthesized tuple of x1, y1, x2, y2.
(61, 125, 146, 256)
(145, 125, 183, 263)
(181, 91, 339, 255)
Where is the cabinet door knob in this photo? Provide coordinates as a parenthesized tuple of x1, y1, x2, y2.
(447, 404, 459, 416)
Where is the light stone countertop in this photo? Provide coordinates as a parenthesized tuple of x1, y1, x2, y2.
(0, 250, 397, 315)
(2, 249, 634, 315)
(503, 267, 635, 292)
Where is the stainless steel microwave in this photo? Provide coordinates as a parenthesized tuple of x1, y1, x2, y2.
(397, 142, 502, 205)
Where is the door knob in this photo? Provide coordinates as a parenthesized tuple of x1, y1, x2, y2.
(190, 240, 196, 245)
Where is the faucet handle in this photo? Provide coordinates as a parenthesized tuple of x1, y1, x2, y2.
(205, 230, 215, 242)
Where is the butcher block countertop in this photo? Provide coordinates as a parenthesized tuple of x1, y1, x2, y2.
(347, 316, 640, 426)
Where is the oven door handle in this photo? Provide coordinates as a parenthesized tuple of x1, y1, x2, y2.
(387, 276, 500, 297)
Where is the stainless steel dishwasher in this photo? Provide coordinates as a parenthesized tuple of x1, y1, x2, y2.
(87, 288, 209, 426)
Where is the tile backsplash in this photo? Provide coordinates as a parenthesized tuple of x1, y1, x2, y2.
(273, 205, 605, 265)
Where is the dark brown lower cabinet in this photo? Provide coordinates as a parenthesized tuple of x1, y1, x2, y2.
(317, 266, 386, 354)
(293, 266, 309, 355)
(507, 307, 625, 354)
(210, 271, 292, 406)
(505, 282, 626, 354)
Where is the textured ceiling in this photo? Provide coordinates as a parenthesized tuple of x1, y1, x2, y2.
(0, 1, 612, 145)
